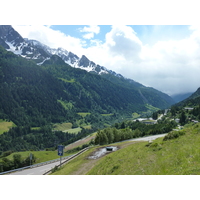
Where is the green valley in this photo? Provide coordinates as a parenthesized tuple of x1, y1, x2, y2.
(50, 122, 200, 175)
(0, 26, 199, 175)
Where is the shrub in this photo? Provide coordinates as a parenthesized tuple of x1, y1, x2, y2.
(0, 150, 13, 158)
(146, 142, 162, 151)
(163, 131, 185, 141)
(51, 165, 59, 173)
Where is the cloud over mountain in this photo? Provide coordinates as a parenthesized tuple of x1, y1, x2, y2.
(13, 25, 200, 95)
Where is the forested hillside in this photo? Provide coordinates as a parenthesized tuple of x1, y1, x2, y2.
(0, 44, 176, 127)
(0, 43, 177, 154)
(176, 87, 200, 107)
(101, 73, 175, 109)
(0, 46, 79, 126)
(41, 55, 148, 113)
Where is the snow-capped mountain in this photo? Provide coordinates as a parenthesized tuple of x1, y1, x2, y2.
(0, 25, 51, 63)
(0, 25, 118, 76)
(0, 25, 176, 109)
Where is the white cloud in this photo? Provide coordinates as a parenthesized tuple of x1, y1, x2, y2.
(82, 32, 95, 40)
(83, 25, 143, 72)
(12, 25, 200, 96)
(80, 25, 100, 34)
(84, 25, 200, 95)
(79, 25, 100, 39)
(105, 25, 142, 60)
(13, 25, 86, 57)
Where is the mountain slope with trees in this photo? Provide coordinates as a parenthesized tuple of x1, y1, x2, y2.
(0, 25, 175, 110)
(0, 46, 79, 126)
(0, 45, 174, 129)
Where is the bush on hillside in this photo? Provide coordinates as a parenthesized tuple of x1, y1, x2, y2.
(163, 131, 185, 141)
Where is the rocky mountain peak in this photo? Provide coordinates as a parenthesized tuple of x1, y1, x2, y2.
(0, 25, 129, 77)
(0, 25, 24, 46)
(78, 55, 90, 67)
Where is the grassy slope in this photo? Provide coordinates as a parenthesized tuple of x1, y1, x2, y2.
(51, 147, 97, 175)
(88, 123, 200, 175)
(65, 127, 82, 134)
(1, 132, 97, 165)
(0, 120, 15, 135)
(51, 122, 200, 175)
(1, 150, 73, 164)
(53, 122, 72, 131)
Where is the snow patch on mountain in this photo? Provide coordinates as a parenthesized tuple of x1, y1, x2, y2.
(6, 41, 23, 55)
(0, 25, 124, 77)
(37, 57, 51, 65)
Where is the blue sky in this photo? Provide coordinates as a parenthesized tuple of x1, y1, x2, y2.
(49, 25, 192, 46)
(13, 25, 200, 96)
(50, 25, 110, 43)
(2, 0, 200, 193)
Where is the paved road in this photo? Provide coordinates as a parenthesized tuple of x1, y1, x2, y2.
(8, 158, 68, 175)
(7, 134, 167, 175)
(129, 133, 167, 142)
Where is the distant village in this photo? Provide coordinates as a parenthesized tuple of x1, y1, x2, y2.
(134, 107, 199, 125)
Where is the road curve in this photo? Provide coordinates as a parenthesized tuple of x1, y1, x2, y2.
(7, 148, 89, 175)
(128, 133, 167, 142)
(6, 134, 166, 175)
(8, 158, 66, 175)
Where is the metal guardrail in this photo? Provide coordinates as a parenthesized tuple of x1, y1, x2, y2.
(0, 154, 73, 175)
(43, 147, 90, 175)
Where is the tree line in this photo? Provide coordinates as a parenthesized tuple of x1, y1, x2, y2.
(0, 153, 36, 173)
(94, 119, 177, 145)
(0, 125, 97, 153)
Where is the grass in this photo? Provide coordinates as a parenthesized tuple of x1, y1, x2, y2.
(77, 112, 91, 117)
(0, 119, 15, 135)
(53, 122, 91, 133)
(50, 122, 200, 175)
(31, 127, 40, 130)
(145, 104, 160, 112)
(132, 112, 140, 119)
(51, 148, 96, 175)
(59, 78, 75, 83)
(65, 127, 82, 134)
(101, 113, 113, 116)
(87, 123, 200, 175)
(58, 100, 73, 110)
(83, 125, 92, 129)
(53, 122, 72, 131)
(1, 150, 74, 164)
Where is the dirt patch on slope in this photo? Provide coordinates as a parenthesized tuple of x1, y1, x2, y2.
(64, 135, 95, 151)
(72, 159, 99, 175)
(68, 141, 141, 175)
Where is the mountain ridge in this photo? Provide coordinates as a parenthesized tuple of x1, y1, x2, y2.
(0, 25, 166, 89)
(0, 25, 175, 114)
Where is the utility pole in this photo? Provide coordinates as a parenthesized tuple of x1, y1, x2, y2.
(30, 153, 32, 166)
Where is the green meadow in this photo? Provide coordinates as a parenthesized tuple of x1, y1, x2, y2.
(77, 112, 91, 117)
(0, 150, 74, 164)
(53, 122, 73, 131)
(0, 119, 15, 135)
(51, 122, 200, 175)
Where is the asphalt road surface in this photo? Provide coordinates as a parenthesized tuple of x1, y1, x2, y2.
(8, 134, 167, 175)
(129, 133, 167, 142)
(8, 158, 66, 175)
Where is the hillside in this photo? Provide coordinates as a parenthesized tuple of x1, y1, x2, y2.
(0, 45, 174, 128)
(41, 55, 171, 114)
(0, 46, 78, 126)
(0, 25, 175, 110)
(176, 87, 200, 107)
(171, 92, 193, 103)
(51, 122, 200, 175)
(101, 73, 175, 109)
(0, 25, 177, 155)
